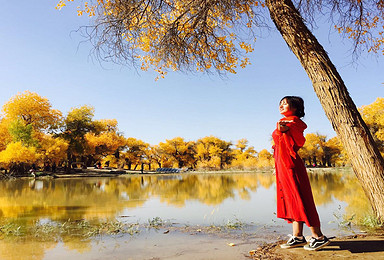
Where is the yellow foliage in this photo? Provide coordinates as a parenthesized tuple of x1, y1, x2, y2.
(299, 133, 325, 165)
(334, 5, 384, 54)
(85, 131, 125, 157)
(256, 149, 274, 168)
(359, 97, 384, 153)
(65, 105, 94, 124)
(2, 91, 62, 131)
(159, 137, 196, 168)
(324, 136, 349, 166)
(231, 138, 259, 169)
(0, 119, 11, 151)
(39, 135, 69, 164)
(195, 136, 231, 170)
(120, 137, 150, 169)
(0, 142, 37, 165)
(56, 0, 266, 79)
(93, 119, 118, 133)
(101, 154, 119, 168)
(360, 97, 384, 140)
(149, 144, 173, 168)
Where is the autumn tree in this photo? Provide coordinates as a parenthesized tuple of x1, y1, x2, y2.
(60, 105, 96, 168)
(121, 137, 150, 170)
(195, 136, 232, 170)
(359, 97, 384, 155)
(0, 92, 65, 174)
(85, 119, 126, 165)
(0, 119, 11, 151)
(299, 133, 349, 167)
(2, 91, 62, 132)
(58, 0, 384, 221)
(93, 119, 119, 133)
(38, 134, 69, 166)
(158, 137, 196, 168)
(149, 144, 171, 168)
(299, 133, 325, 166)
(0, 142, 38, 175)
(257, 149, 274, 168)
(7, 119, 39, 147)
(231, 138, 258, 169)
(324, 136, 349, 167)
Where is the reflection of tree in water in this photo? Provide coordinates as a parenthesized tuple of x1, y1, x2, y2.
(0, 238, 57, 260)
(0, 173, 275, 222)
(62, 236, 92, 253)
(308, 171, 372, 221)
(309, 172, 347, 205)
(0, 172, 370, 224)
(136, 173, 274, 206)
(0, 171, 373, 259)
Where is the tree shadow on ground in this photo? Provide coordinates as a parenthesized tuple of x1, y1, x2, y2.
(323, 240, 384, 253)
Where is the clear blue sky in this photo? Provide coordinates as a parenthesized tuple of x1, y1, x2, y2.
(0, 1, 383, 151)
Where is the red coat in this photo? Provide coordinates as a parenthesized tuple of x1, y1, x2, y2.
(272, 116, 320, 227)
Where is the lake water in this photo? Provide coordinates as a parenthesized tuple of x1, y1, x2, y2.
(0, 169, 373, 259)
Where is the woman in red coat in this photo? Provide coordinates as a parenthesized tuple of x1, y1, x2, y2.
(272, 96, 330, 251)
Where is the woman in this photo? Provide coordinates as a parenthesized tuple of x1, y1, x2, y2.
(272, 96, 330, 251)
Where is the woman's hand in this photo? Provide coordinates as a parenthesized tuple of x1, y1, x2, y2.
(278, 120, 293, 132)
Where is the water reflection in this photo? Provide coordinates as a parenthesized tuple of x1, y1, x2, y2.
(0, 171, 372, 223)
(0, 174, 273, 222)
(0, 171, 373, 259)
(308, 170, 372, 220)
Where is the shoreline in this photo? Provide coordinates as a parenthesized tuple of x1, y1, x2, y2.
(1, 166, 354, 179)
(0, 219, 382, 259)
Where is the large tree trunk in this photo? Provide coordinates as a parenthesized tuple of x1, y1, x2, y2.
(266, 0, 384, 222)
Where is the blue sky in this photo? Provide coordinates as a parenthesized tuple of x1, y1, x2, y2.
(0, 1, 383, 151)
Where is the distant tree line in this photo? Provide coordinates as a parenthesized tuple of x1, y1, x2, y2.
(0, 92, 382, 175)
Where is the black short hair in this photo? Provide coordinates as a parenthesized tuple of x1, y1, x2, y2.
(280, 96, 305, 118)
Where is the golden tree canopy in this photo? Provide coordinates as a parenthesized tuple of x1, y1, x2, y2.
(0, 142, 38, 165)
(0, 119, 12, 151)
(93, 119, 119, 133)
(359, 97, 384, 153)
(57, 0, 384, 78)
(2, 91, 62, 131)
(39, 135, 69, 164)
(360, 97, 384, 140)
(85, 131, 126, 157)
(158, 137, 195, 168)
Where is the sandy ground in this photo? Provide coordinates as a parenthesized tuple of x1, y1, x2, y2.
(250, 234, 384, 260)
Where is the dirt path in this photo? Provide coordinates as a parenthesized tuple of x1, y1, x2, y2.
(249, 234, 384, 259)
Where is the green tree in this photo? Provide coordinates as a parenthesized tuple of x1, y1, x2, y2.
(60, 105, 96, 169)
(8, 119, 39, 147)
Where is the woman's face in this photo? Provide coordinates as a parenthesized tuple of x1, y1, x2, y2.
(279, 99, 296, 116)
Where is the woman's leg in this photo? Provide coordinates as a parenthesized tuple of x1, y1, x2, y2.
(292, 221, 304, 237)
(280, 221, 307, 248)
(309, 226, 324, 239)
(304, 226, 330, 250)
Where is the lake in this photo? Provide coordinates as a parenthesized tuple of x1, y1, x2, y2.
(0, 169, 372, 259)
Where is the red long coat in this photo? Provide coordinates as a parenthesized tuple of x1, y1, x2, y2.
(272, 116, 320, 227)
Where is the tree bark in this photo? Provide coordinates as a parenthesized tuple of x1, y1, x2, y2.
(266, 0, 384, 222)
